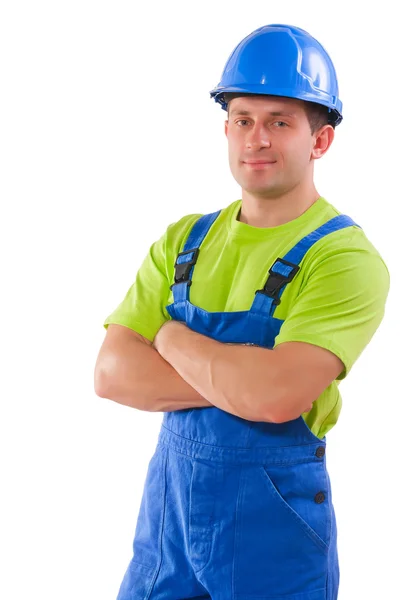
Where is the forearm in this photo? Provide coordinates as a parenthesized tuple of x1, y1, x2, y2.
(157, 323, 278, 422)
(96, 337, 213, 412)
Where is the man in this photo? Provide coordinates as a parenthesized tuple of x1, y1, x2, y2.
(95, 24, 390, 599)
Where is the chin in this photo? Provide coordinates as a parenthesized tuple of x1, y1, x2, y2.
(242, 182, 281, 196)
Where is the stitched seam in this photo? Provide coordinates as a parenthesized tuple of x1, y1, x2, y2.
(160, 424, 317, 453)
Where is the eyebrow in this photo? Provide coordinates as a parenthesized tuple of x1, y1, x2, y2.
(229, 109, 296, 118)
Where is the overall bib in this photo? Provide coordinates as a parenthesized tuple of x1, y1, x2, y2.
(116, 210, 360, 600)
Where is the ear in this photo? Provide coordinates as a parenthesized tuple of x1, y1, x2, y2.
(311, 125, 335, 160)
(224, 119, 228, 137)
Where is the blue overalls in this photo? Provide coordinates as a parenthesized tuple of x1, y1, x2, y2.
(116, 209, 360, 600)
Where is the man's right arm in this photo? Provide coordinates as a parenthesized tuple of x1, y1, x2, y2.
(94, 323, 213, 412)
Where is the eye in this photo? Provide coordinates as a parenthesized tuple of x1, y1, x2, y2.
(235, 119, 288, 127)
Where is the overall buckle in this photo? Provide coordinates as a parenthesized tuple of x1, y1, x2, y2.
(255, 257, 300, 306)
(170, 247, 200, 290)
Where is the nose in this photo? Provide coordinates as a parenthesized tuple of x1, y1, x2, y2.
(245, 123, 271, 150)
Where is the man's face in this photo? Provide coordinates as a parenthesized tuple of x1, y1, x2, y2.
(224, 95, 326, 198)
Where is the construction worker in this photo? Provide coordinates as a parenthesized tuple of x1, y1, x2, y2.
(95, 23, 390, 599)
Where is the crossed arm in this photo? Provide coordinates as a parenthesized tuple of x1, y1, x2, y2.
(95, 320, 343, 422)
(150, 319, 344, 423)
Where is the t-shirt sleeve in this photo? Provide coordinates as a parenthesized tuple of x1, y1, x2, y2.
(273, 247, 390, 381)
(102, 229, 172, 343)
(102, 213, 202, 342)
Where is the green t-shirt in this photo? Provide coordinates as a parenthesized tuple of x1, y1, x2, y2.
(103, 196, 390, 438)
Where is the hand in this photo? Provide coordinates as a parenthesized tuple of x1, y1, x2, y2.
(153, 320, 187, 355)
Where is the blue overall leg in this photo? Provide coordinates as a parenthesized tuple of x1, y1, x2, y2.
(117, 413, 338, 600)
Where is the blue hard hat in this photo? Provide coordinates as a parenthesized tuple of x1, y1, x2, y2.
(209, 24, 343, 126)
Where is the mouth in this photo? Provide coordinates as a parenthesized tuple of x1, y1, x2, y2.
(242, 161, 276, 170)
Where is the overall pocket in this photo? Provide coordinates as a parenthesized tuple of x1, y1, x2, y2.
(233, 462, 330, 598)
(262, 459, 331, 551)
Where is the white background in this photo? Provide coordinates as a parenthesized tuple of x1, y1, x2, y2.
(1, 1, 415, 599)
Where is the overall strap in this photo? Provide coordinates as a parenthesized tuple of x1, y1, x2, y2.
(170, 210, 221, 303)
(251, 214, 362, 316)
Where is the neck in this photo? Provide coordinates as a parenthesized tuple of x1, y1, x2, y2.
(238, 182, 320, 228)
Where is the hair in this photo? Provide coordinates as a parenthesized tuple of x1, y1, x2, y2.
(223, 92, 334, 134)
